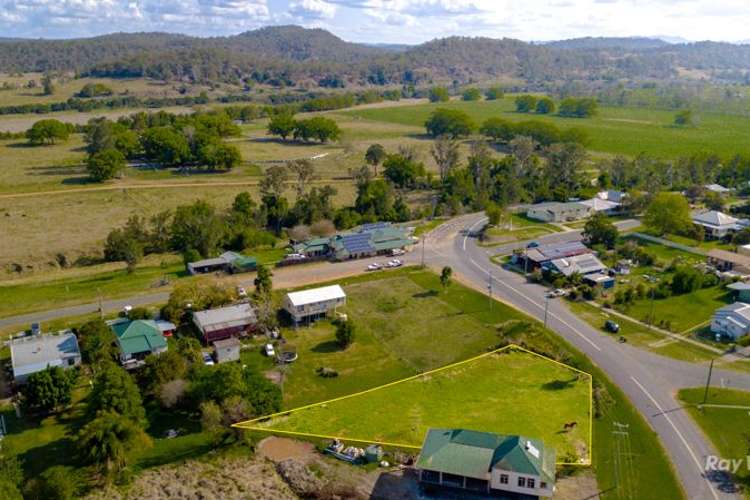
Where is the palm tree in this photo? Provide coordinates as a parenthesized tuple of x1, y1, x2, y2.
(78, 411, 151, 474)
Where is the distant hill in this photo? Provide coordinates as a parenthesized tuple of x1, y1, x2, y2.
(544, 37, 671, 50)
(0, 26, 748, 87)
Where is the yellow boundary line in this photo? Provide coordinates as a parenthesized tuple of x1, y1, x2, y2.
(233, 343, 594, 466)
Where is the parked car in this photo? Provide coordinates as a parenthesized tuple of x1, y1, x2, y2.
(547, 289, 566, 298)
(367, 263, 382, 271)
(387, 259, 403, 268)
(264, 343, 276, 357)
(391, 248, 405, 256)
(526, 241, 540, 248)
(122, 305, 133, 314)
(285, 253, 307, 261)
(202, 352, 215, 366)
(605, 320, 620, 333)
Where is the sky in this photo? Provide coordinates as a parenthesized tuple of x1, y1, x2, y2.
(1, 0, 750, 44)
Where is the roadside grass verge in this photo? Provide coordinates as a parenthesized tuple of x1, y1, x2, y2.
(678, 388, 750, 496)
(0, 247, 286, 320)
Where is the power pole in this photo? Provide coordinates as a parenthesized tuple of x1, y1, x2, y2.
(647, 287, 656, 330)
(421, 237, 425, 268)
(612, 422, 635, 500)
(487, 269, 493, 311)
(702, 358, 715, 405)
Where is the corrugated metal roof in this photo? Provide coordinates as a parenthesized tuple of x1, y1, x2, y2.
(193, 303, 257, 333)
(111, 319, 167, 356)
(286, 284, 346, 307)
(416, 428, 555, 483)
(10, 332, 80, 378)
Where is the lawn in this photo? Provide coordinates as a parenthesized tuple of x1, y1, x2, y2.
(245, 349, 592, 463)
(678, 388, 750, 495)
(482, 214, 562, 245)
(567, 301, 716, 364)
(343, 97, 750, 158)
(240, 269, 527, 409)
(617, 285, 729, 333)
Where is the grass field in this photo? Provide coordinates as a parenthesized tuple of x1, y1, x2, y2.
(621, 285, 729, 333)
(342, 97, 750, 158)
(0, 74, 224, 108)
(245, 348, 591, 462)
(678, 387, 750, 496)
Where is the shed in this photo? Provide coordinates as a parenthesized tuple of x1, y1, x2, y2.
(727, 282, 750, 302)
(193, 303, 257, 343)
(584, 272, 616, 289)
(213, 337, 241, 363)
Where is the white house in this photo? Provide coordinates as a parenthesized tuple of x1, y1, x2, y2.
(283, 284, 347, 325)
(692, 210, 750, 239)
(416, 428, 555, 498)
(526, 202, 591, 223)
(580, 197, 620, 215)
(545, 253, 607, 277)
(710, 302, 750, 340)
(9, 331, 81, 384)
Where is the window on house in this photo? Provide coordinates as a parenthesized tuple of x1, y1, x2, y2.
(499, 474, 508, 484)
(527, 478, 535, 489)
(540, 482, 547, 489)
(518, 477, 526, 488)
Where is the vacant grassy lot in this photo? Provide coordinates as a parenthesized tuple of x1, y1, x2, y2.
(343, 97, 750, 158)
(678, 388, 750, 495)
(241, 270, 527, 409)
(567, 301, 716, 364)
(622, 285, 730, 333)
(249, 349, 591, 462)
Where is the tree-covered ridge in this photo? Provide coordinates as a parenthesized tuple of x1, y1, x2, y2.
(2, 26, 750, 86)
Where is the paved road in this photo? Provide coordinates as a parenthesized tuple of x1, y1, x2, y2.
(0, 254, 424, 330)
(424, 213, 750, 500)
(3, 215, 748, 498)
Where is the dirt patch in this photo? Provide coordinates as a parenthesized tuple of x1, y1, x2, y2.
(554, 468, 600, 499)
(85, 456, 297, 500)
(603, 118, 655, 125)
(258, 436, 316, 462)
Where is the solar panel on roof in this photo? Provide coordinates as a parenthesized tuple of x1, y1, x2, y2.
(342, 233, 374, 253)
(361, 222, 389, 231)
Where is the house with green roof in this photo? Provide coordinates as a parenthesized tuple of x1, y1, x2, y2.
(110, 319, 168, 367)
(290, 222, 415, 261)
(416, 428, 555, 498)
(187, 251, 257, 275)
